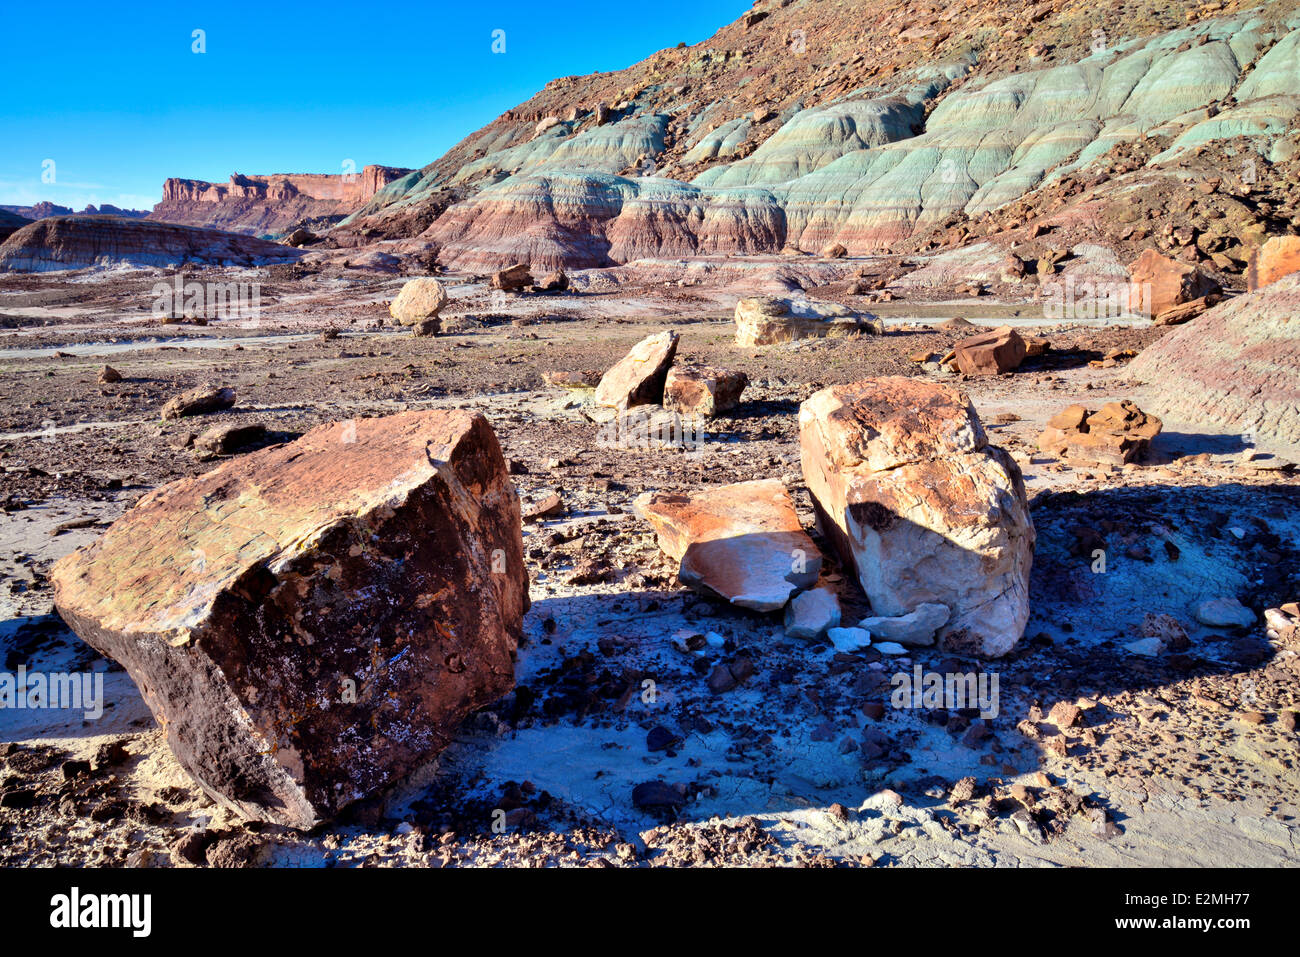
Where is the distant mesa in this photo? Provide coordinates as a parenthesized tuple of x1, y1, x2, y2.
(0, 201, 149, 222)
(149, 166, 413, 238)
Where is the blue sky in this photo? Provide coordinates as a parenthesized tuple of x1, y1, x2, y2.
(0, 0, 748, 211)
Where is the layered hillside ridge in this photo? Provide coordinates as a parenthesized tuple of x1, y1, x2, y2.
(0, 216, 305, 272)
(340, 0, 1300, 269)
(150, 166, 413, 238)
(0, 202, 149, 220)
(1128, 272, 1300, 446)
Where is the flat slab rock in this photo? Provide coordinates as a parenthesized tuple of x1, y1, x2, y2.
(799, 377, 1034, 657)
(51, 409, 528, 828)
(634, 478, 821, 611)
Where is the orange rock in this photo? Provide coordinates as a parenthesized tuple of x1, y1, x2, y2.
(953, 325, 1027, 376)
(1126, 248, 1219, 316)
(1038, 399, 1162, 465)
(634, 479, 821, 611)
(1247, 236, 1300, 291)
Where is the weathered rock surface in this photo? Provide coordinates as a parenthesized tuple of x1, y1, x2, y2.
(784, 585, 841, 639)
(491, 263, 534, 291)
(0, 216, 305, 273)
(800, 378, 1034, 657)
(1037, 400, 1162, 465)
(1248, 235, 1300, 291)
(1128, 273, 1300, 446)
(663, 364, 747, 417)
(735, 296, 882, 347)
(635, 478, 821, 611)
(50, 410, 527, 828)
(858, 603, 951, 647)
(1125, 248, 1220, 316)
(953, 326, 1026, 376)
(389, 277, 448, 326)
(594, 331, 679, 409)
(160, 383, 236, 420)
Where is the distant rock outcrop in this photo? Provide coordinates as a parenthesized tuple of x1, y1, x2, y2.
(150, 166, 413, 237)
(0, 215, 304, 272)
(1129, 272, 1300, 447)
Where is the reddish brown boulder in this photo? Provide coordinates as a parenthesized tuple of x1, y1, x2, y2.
(536, 269, 569, 292)
(1247, 236, 1300, 291)
(821, 242, 848, 258)
(663, 364, 748, 417)
(594, 331, 679, 409)
(953, 326, 1027, 376)
(490, 263, 534, 291)
(1038, 400, 1162, 466)
(50, 410, 528, 827)
(1126, 248, 1219, 316)
(635, 479, 821, 611)
(800, 378, 1034, 657)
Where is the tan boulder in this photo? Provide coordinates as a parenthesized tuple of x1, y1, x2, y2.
(1247, 236, 1300, 291)
(635, 479, 821, 611)
(1038, 400, 1161, 466)
(663, 364, 748, 417)
(953, 325, 1027, 376)
(388, 277, 448, 325)
(735, 296, 883, 347)
(1126, 248, 1219, 316)
(160, 383, 235, 420)
(799, 378, 1034, 657)
(50, 410, 527, 828)
(821, 242, 848, 259)
(594, 331, 679, 409)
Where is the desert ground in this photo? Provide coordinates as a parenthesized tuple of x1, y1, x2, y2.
(1, 257, 1295, 867)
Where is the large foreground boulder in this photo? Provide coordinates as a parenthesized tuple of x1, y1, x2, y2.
(735, 296, 882, 346)
(1127, 273, 1300, 446)
(799, 378, 1034, 657)
(635, 479, 821, 611)
(595, 331, 679, 409)
(51, 410, 528, 828)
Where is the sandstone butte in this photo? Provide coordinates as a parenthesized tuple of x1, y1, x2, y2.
(50, 410, 529, 828)
(1129, 271, 1300, 447)
(634, 479, 821, 611)
(799, 377, 1034, 658)
(150, 167, 413, 237)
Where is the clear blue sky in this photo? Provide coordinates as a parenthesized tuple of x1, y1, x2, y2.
(0, 0, 748, 211)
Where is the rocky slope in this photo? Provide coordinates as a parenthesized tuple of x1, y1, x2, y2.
(149, 167, 413, 238)
(0, 216, 304, 272)
(336, 0, 1300, 272)
(1129, 270, 1300, 445)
